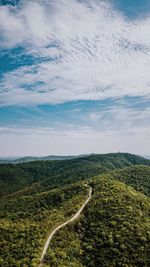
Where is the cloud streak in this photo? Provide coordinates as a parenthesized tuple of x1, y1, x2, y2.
(0, 0, 150, 106)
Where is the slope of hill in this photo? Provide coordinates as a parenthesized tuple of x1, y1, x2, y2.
(0, 153, 150, 196)
(0, 155, 150, 267)
(44, 177, 150, 267)
(0, 182, 88, 267)
(109, 165, 150, 196)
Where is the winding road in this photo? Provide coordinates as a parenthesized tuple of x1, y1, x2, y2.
(38, 186, 92, 267)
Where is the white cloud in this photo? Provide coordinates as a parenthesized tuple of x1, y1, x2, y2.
(0, 0, 150, 106)
(88, 107, 150, 130)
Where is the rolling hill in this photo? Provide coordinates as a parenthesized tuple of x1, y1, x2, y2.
(109, 165, 150, 196)
(0, 153, 150, 196)
(0, 153, 150, 266)
(44, 177, 150, 267)
(0, 154, 88, 164)
(0, 182, 89, 267)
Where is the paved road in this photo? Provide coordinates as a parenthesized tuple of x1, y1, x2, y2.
(38, 186, 92, 267)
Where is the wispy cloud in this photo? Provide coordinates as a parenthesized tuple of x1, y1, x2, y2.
(0, 0, 150, 106)
(88, 106, 150, 130)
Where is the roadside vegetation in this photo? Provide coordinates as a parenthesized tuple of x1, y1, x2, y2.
(44, 177, 150, 267)
(0, 183, 88, 267)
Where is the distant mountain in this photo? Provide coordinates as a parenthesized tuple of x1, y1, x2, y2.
(1, 153, 150, 164)
(143, 155, 150, 160)
(0, 154, 89, 164)
(1, 152, 150, 164)
(12, 154, 89, 163)
(0, 157, 18, 164)
(0, 159, 10, 164)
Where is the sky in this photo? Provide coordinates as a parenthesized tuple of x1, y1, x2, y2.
(0, 0, 150, 157)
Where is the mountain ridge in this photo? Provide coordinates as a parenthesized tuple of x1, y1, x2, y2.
(0, 152, 150, 196)
(0, 154, 90, 164)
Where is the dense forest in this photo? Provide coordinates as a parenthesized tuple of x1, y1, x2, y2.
(0, 152, 150, 196)
(0, 183, 88, 266)
(0, 153, 150, 266)
(45, 177, 150, 267)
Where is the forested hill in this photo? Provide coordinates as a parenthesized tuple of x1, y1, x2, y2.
(0, 153, 150, 196)
(45, 177, 150, 267)
(0, 153, 150, 266)
(108, 165, 150, 196)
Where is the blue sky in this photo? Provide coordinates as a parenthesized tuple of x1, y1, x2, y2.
(111, 0, 150, 18)
(0, 0, 150, 157)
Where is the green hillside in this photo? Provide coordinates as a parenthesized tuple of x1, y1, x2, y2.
(109, 165, 150, 196)
(44, 177, 150, 267)
(0, 182, 88, 267)
(0, 153, 150, 266)
(0, 153, 150, 196)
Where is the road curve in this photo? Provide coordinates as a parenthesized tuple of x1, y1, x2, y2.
(38, 186, 92, 267)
